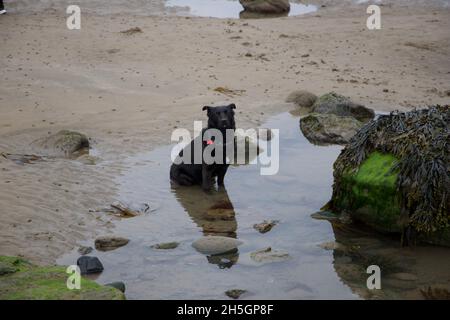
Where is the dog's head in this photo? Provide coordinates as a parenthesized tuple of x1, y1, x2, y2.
(202, 104, 236, 130)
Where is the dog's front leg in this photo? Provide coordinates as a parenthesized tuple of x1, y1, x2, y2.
(202, 165, 213, 192)
(217, 165, 229, 187)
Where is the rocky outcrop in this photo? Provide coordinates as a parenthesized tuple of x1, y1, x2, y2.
(239, 0, 290, 14)
(300, 113, 364, 145)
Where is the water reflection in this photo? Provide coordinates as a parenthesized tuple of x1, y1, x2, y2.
(172, 185, 240, 268)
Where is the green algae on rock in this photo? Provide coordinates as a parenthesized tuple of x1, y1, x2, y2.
(329, 105, 449, 245)
(0, 256, 125, 300)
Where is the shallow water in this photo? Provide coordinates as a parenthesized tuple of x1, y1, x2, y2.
(58, 112, 450, 299)
(165, 0, 318, 19)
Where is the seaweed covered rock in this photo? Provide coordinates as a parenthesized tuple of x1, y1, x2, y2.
(300, 113, 364, 145)
(329, 105, 450, 246)
(312, 92, 375, 123)
(0, 256, 125, 300)
(239, 0, 290, 14)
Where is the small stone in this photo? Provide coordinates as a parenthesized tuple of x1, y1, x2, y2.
(0, 265, 17, 276)
(253, 220, 278, 234)
(105, 282, 126, 293)
(78, 246, 93, 255)
(151, 242, 179, 250)
(192, 236, 243, 255)
(250, 247, 290, 264)
(77, 256, 104, 275)
(95, 236, 129, 252)
(225, 289, 247, 299)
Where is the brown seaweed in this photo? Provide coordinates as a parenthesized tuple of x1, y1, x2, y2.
(331, 105, 449, 240)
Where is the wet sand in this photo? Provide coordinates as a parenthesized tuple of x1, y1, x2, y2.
(0, 1, 450, 266)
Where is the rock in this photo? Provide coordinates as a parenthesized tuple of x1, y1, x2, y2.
(239, 0, 290, 14)
(78, 246, 93, 256)
(77, 256, 104, 275)
(151, 242, 179, 250)
(311, 92, 375, 122)
(105, 282, 126, 293)
(225, 289, 247, 299)
(0, 256, 124, 300)
(253, 220, 278, 233)
(250, 247, 290, 264)
(300, 113, 364, 145)
(286, 90, 317, 109)
(31, 130, 89, 157)
(0, 256, 30, 275)
(329, 106, 450, 246)
(192, 236, 243, 255)
(94, 236, 129, 251)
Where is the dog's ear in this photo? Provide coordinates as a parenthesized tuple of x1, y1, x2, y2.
(202, 106, 211, 112)
(228, 103, 236, 110)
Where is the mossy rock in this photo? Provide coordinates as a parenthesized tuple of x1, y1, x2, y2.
(333, 152, 403, 233)
(332, 151, 450, 246)
(0, 256, 125, 300)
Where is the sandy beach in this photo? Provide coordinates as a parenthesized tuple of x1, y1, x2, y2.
(0, 0, 449, 266)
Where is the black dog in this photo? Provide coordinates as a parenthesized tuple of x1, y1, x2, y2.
(170, 104, 236, 191)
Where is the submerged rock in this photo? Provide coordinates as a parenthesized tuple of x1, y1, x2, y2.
(239, 0, 290, 14)
(286, 90, 317, 109)
(77, 256, 104, 275)
(311, 92, 375, 122)
(0, 256, 123, 300)
(151, 242, 179, 250)
(225, 289, 247, 299)
(250, 247, 290, 264)
(192, 236, 243, 255)
(300, 113, 364, 145)
(94, 236, 129, 251)
(78, 246, 93, 256)
(329, 105, 450, 246)
(253, 220, 278, 233)
(31, 130, 89, 157)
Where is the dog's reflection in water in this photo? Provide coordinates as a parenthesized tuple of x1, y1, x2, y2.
(171, 185, 239, 268)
